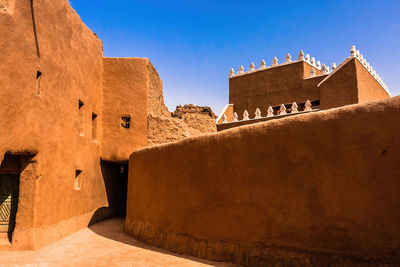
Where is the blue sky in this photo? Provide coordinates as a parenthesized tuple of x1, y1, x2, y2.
(70, 0, 400, 113)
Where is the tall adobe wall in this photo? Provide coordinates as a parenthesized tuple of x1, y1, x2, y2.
(0, 0, 106, 249)
(102, 58, 217, 161)
(146, 63, 217, 146)
(0, 0, 216, 250)
(229, 61, 324, 119)
(102, 58, 150, 161)
(126, 96, 400, 266)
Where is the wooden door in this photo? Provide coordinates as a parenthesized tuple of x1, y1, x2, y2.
(0, 175, 19, 238)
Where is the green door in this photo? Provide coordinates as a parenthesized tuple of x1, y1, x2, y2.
(0, 175, 19, 239)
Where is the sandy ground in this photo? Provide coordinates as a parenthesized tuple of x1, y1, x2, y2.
(0, 218, 236, 267)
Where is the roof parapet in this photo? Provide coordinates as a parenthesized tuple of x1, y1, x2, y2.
(229, 50, 333, 78)
(272, 57, 278, 67)
(350, 45, 390, 94)
(219, 100, 317, 124)
(298, 50, 305, 60)
(285, 53, 292, 63)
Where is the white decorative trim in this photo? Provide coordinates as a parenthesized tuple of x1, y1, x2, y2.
(321, 64, 328, 75)
(238, 65, 244, 75)
(230, 57, 323, 79)
(229, 68, 235, 78)
(249, 62, 255, 71)
(232, 112, 239, 122)
(298, 50, 305, 61)
(243, 110, 249, 120)
(285, 53, 292, 63)
(318, 45, 392, 97)
(291, 102, 298, 113)
(219, 101, 318, 126)
(305, 54, 310, 63)
(267, 106, 274, 117)
(260, 59, 266, 69)
(272, 57, 278, 67)
(216, 104, 233, 123)
(279, 104, 287, 115)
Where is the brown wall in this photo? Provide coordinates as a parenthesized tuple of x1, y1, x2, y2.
(229, 61, 323, 119)
(0, 0, 106, 249)
(319, 58, 390, 110)
(145, 67, 217, 146)
(319, 59, 359, 110)
(102, 58, 150, 161)
(216, 104, 233, 124)
(126, 96, 400, 266)
(355, 60, 390, 103)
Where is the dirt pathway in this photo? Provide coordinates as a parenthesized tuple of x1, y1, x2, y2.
(0, 218, 236, 267)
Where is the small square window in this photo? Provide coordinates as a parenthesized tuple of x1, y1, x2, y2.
(121, 116, 131, 129)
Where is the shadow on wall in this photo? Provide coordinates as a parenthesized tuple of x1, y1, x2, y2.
(88, 160, 128, 226)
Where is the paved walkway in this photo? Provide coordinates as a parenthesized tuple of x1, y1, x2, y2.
(0, 218, 236, 267)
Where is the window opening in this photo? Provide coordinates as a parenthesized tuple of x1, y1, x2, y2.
(78, 100, 84, 136)
(121, 116, 131, 129)
(36, 71, 42, 96)
(74, 170, 82, 190)
(92, 113, 98, 141)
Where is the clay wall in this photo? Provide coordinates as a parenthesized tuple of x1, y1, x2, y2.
(147, 112, 217, 146)
(355, 59, 390, 103)
(146, 65, 217, 146)
(0, 0, 106, 249)
(319, 58, 361, 110)
(216, 104, 233, 124)
(126, 96, 400, 266)
(102, 58, 150, 161)
(229, 61, 323, 119)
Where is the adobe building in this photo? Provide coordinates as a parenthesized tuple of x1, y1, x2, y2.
(125, 51, 399, 265)
(216, 47, 391, 130)
(0, 0, 215, 250)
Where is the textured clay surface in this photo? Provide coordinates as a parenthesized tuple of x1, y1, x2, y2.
(0, 0, 107, 250)
(0, 0, 216, 250)
(227, 58, 389, 120)
(0, 218, 236, 267)
(126, 96, 400, 266)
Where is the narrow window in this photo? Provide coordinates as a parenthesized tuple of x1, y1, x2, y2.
(121, 116, 131, 129)
(78, 100, 84, 136)
(74, 170, 82, 190)
(36, 71, 42, 96)
(92, 113, 98, 141)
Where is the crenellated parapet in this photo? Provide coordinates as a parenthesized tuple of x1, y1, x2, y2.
(219, 100, 318, 125)
(350, 45, 390, 94)
(230, 50, 335, 78)
(224, 45, 392, 130)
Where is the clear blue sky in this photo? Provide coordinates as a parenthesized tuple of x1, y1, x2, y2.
(70, 0, 400, 113)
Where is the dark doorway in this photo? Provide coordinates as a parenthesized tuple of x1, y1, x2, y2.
(89, 160, 128, 225)
(0, 174, 19, 242)
(0, 153, 35, 242)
